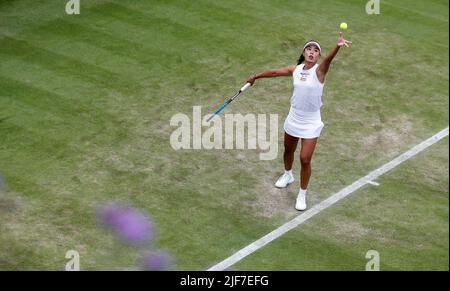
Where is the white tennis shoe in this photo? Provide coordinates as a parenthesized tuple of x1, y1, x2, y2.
(275, 173, 294, 188)
(295, 191, 307, 211)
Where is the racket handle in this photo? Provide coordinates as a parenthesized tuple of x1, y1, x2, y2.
(240, 82, 251, 92)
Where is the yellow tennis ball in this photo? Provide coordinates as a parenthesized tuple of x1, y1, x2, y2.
(340, 22, 348, 30)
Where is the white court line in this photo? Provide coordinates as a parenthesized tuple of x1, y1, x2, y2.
(208, 127, 449, 271)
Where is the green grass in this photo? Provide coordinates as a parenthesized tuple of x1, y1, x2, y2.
(0, 0, 448, 270)
(236, 138, 449, 270)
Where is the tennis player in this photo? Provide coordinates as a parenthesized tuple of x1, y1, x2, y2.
(246, 32, 351, 210)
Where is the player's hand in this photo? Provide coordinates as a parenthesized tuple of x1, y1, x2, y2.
(337, 32, 352, 47)
(246, 74, 257, 86)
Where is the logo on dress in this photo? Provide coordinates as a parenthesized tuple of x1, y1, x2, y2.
(299, 72, 309, 81)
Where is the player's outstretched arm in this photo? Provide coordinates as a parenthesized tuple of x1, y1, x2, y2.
(246, 64, 297, 85)
(317, 32, 352, 82)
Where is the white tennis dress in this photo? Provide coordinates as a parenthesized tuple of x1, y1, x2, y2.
(283, 63, 325, 138)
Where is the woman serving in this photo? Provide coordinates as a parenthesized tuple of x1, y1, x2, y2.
(247, 32, 351, 211)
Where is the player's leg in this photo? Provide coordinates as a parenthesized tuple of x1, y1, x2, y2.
(296, 138, 318, 210)
(275, 132, 299, 188)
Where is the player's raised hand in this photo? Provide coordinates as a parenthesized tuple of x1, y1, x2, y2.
(337, 32, 352, 47)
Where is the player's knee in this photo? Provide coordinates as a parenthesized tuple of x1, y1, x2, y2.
(300, 155, 311, 166)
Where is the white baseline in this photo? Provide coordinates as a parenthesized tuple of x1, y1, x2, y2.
(208, 127, 449, 271)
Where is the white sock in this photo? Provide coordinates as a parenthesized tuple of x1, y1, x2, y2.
(299, 188, 307, 196)
(285, 170, 293, 176)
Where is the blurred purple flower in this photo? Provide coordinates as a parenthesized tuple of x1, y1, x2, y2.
(97, 202, 153, 246)
(142, 251, 172, 271)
